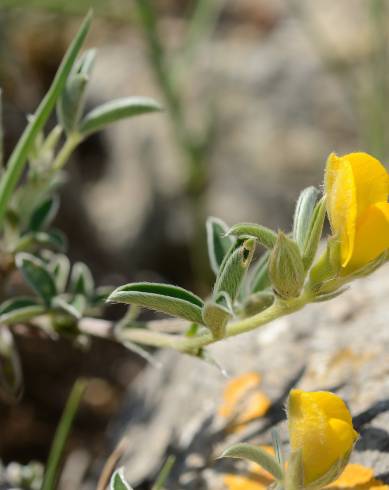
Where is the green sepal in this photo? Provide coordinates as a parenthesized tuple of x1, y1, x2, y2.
(108, 282, 204, 323)
(227, 223, 277, 249)
(220, 443, 284, 482)
(312, 287, 348, 302)
(302, 196, 326, 270)
(202, 300, 231, 339)
(284, 449, 303, 490)
(308, 237, 341, 290)
(110, 468, 134, 490)
(269, 232, 305, 299)
(206, 216, 234, 275)
(213, 238, 256, 302)
(16, 253, 57, 305)
(0, 327, 23, 402)
(293, 186, 321, 252)
(79, 97, 162, 137)
(0, 297, 45, 325)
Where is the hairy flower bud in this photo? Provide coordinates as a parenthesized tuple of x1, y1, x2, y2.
(269, 232, 305, 299)
(287, 389, 358, 489)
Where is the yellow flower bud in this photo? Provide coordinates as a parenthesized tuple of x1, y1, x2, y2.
(325, 152, 389, 274)
(287, 389, 358, 488)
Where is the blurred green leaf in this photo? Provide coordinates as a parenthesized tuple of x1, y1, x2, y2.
(16, 253, 57, 305)
(29, 195, 60, 231)
(110, 468, 134, 490)
(0, 11, 92, 228)
(42, 379, 86, 490)
(79, 97, 162, 136)
(206, 216, 234, 275)
(48, 254, 70, 293)
(52, 296, 82, 320)
(108, 282, 204, 323)
(152, 455, 176, 490)
(302, 196, 326, 270)
(0, 327, 23, 402)
(0, 297, 45, 325)
(70, 262, 94, 297)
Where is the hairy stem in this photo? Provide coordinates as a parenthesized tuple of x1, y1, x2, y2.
(118, 291, 313, 353)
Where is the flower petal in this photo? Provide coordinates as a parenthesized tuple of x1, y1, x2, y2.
(345, 202, 389, 272)
(325, 153, 357, 266)
(343, 152, 389, 218)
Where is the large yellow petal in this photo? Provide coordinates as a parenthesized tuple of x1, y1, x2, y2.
(344, 202, 389, 273)
(325, 154, 357, 266)
(343, 152, 389, 219)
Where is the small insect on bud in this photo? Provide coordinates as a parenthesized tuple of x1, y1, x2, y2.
(269, 232, 305, 299)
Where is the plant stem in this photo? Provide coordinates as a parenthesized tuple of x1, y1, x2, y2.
(51, 133, 82, 172)
(118, 290, 312, 353)
(41, 379, 86, 490)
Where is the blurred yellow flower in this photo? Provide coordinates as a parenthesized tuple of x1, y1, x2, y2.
(325, 152, 389, 273)
(219, 372, 271, 432)
(288, 389, 358, 487)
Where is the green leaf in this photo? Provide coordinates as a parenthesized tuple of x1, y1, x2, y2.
(220, 443, 284, 481)
(29, 195, 60, 231)
(108, 282, 204, 323)
(202, 301, 231, 339)
(302, 196, 326, 270)
(16, 253, 57, 305)
(0, 297, 46, 325)
(206, 216, 234, 275)
(0, 11, 92, 228)
(79, 97, 162, 136)
(213, 239, 256, 302)
(0, 327, 23, 401)
(293, 186, 321, 251)
(227, 223, 277, 249)
(70, 262, 94, 297)
(110, 468, 134, 490)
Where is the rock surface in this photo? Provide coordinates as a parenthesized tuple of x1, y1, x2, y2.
(112, 265, 389, 488)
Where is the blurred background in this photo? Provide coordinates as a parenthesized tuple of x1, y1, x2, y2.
(1, 0, 388, 487)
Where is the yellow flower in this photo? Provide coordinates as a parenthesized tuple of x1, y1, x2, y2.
(288, 389, 358, 487)
(325, 152, 389, 273)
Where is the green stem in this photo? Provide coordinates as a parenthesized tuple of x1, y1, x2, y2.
(119, 291, 312, 353)
(41, 379, 86, 490)
(51, 133, 82, 172)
